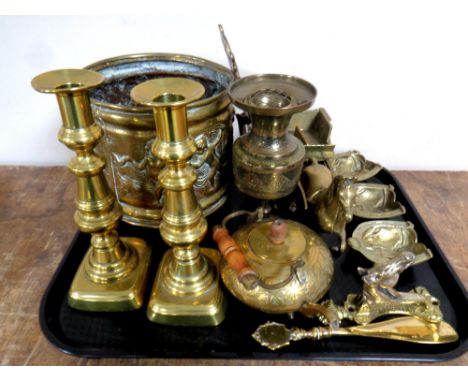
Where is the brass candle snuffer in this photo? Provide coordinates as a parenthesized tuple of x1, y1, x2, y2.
(253, 317, 458, 351)
(130, 78, 226, 326)
(31, 69, 151, 311)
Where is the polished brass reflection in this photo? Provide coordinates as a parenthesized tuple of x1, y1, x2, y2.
(327, 150, 382, 181)
(252, 316, 459, 350)
(253, 250, 458, 351)
(31, 69, 150, 311)
(349, 220, 433, 265)
(131, 77, 225, 326)
(229, 74, 317, 200)
(215, 218, 333, 314)
(320, 253, 443, 325)
(254, 251, 457, 350)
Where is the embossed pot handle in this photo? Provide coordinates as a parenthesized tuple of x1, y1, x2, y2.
(218, 24, 240, 81)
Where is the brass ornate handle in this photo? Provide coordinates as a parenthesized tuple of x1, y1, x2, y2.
(257, 259, 305, 290)
(218, 24, 240, 81)
(252, 317, 459, 351)
(221, 207, 267, 228)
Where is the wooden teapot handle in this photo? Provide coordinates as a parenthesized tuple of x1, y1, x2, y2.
(212, 226, 259, 290)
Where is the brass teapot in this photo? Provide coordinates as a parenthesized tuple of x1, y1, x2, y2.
(213, 218, 334, 314)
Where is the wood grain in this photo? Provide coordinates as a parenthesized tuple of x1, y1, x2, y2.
(0, 166, 466, 365)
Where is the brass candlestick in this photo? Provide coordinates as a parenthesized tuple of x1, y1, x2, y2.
(131, 78, 226, 326)
(31, 69, 151, 311)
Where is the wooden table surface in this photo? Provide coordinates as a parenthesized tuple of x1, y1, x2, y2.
(0, 166, 466, 366)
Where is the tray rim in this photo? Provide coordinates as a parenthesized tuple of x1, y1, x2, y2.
(38, 168, 468, 362)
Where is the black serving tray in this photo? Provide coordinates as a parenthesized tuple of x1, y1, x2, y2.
(39, 169, 468, 362)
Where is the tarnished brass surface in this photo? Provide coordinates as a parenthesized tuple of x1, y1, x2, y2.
(131, 77, 225, 326)
(349, 220, 433, 265)
(31, 69, 150, 311)
(327, 150, 382, 181)
(351, 182, 406, 219)
(252, 317, 459, 350)
(229, 74, 316, 200)
(309, 177, 406, 251)
(218, 24, 240, 80)
(220, 219, 333, 314)
(85, 53, 234, 228)
(290, 108, 335, 161)
(309, 177, 354, 252)
(302, 163, 333, 202)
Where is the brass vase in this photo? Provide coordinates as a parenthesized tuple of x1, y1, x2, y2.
(229, 74, 317, 200)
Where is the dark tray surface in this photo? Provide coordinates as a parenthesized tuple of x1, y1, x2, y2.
(39, 169, 468, 361)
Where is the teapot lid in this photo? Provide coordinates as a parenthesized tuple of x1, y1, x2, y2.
(247, 219, 307, 264)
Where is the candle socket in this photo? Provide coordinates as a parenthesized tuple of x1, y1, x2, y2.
(32, 69, 151, 312)
(131, 78, 225, 326)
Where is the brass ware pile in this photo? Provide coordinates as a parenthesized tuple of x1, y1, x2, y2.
(31, 26, 458, 349)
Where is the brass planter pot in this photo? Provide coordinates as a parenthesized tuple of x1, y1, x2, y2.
(85, 53, 234, 228)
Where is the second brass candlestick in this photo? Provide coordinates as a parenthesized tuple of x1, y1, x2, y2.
(31, 69, 151, 312)
(131, 77, 226, 326)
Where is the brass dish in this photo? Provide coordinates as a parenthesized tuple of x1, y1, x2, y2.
(348, 220, 433, 265)
(85, 53, 234, 228)
(308, 177, 405, 251)
(327, 150, 382, 181)
(350, 182, 406, 219)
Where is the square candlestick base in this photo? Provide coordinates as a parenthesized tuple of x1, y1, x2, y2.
(147, 248, 226, 326)
(68, 237, 151, 312)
